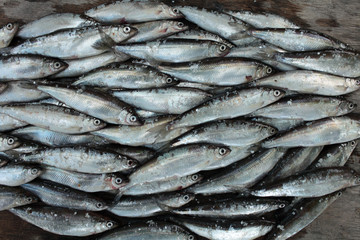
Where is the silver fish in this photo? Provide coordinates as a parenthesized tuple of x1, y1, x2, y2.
(37, 85, 142, 125)
(0, 81, 49, 105)
(108, 193, 194, 217)
(114, 39, 231, 63)
(0, 23, 19, 48)
(157, 58, 273, 86)
(85, 1, 183, 23)
(275, 50, 360, 77)
(263, 116, 360, 148)
(168, 28, 233, 46)
(39, 166, 128, 192)
(0, 104, 106, 134)
(250, 70, 360, 96)
(0, 164, 42, 186)
(0, 186, 37, 211)
(17, 13, 98, 38)
(11, 25, 137, 59)
(1, 142, 41, 159)
(0, 55, 67, 80)
(112, 87, 212, 114)
(22, 180, 108, 211)
(249, 117, 303, 132)
(102, 144, 156, 165)
(10, 206, 118, 236)
(251, 167, 360, 197)
(0, 134, 21, 151)
(168, 88, 284, 129)
(73, 63, 179, 89)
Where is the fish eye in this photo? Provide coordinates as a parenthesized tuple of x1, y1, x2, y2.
(191, 174, 199, 181)
(274, 90, 281, 97)
(177, 22, 184, 27)
(130, 115, 137, 122)
(31, 168, 39, 175)
(106, 221, 114, 228)
(127, 159, 135, 167)
(270, 128, 276, 134)
(166, 77, 173, 84)
(172, 8, 179, 14)
(356, 79, 360, 85)
(26, 197, 33, 203)
(188, 235, 195, 240)
(337, 191, 343, 197)
(96, 202, 103, 209)
(7, 137, 15, 145)
(93, 119, 101, 126)
(123, 26, 131, 33)
(53, 61, 62, 69)
(6, 23, 14, 30)
(266, 67, 273, 74)
(351, 141, 356, 146)
(219, 45, 227, 52)
(183, 195, 190, 201)
(279, 203, 286, 208)
(348, 103, 355, 109)
(115, 177, 122, 184)
(219, 147, 228, 156)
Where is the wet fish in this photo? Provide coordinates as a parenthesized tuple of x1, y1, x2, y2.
(250, 96, 356, 121)
(0, 55, 67, 80)
(249, 29, 351, 51)
(187, 148, 286, 195)
(125, 173, 203, 196)
(102, 144, 156, 165)
(171, 119, 277, 147)
(37, 85, 141, 125)
(10, 206, 118, 236)
(0, 81, 49, 105)
(85, 1, 183, 23)
(0, 186, 37, 211)
(0, 104, 106, 134)
(250, 70, 360, 96)
(263, 116, 360, 148)
(11, 25, 137, 59)
(39, 166, 128, 192)
(108, 193, 194, 217)
(112, 87, 212, 114)
(0, 134, 21, 151)
(0, 23, 19, 48)
(168, 28, 233, 46)
(157, 58, 273, 86)
(19, 146, 138, 174)
(0, 164, 42, 186)
(252, 167, 360, 197)
(17, 13, 98, 38)
(73, 63, 179, 89)
(22, 180, 108, 211)
(168, 88, 284, 129)
(114, 39, 231, 63)
(0, 142, 41, 159)
(275, 50, 360, 77)
(249, 117, 303, 132)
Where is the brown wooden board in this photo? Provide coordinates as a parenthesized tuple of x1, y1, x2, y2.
(0, 0, 359, 239)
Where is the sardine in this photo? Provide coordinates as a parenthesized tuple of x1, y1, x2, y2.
(168, 28, 233, 46)
(85, 1, 183, 23)
(37, 85, 142, 125)
(0, 134, 21, 151)
(39, 166, 128, 192)
(112, 87, 212, 114)
(249, 117, 303, 132)
(0, 186, 37, 211)
(22, 180, 108, 211)
(0, 81, 49, 105)
(9, 206, 118, 236)
(168, 88, 284, 129)
(0, 104, 106, 134)
(0, 164, 42, 186)
(1, 142, 41, 159)
(0, 23, 19, 48)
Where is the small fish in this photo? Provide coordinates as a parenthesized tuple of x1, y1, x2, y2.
(0, 186, 37, 211)
(0, 81, 49, 105)
(251, 167, 360, 197)
(22, 180, 108, 211)
(0, 55, 67, 80)
(249, 117, 303, 132)
(85, 1, 183, 23)
(0, 142, 41, 159)
(10, 206, 118, 236)
(0, 134, 21, 151)
(168, 28, 233, 46)
(0, 22, 19, 48)
(0, 164, 42, 186)
(101, 144, 156, 165)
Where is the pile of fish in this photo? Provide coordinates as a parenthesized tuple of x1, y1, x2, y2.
(0, 0, 360, 239)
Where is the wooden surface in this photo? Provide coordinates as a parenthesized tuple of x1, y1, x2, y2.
(0, 0, 359, 240)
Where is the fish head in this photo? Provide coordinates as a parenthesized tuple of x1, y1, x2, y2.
(85, 198, 108, 211)
(2, 22, 19, 35)
(265, 88, 285, 102)
(338, 100, 357, 115)
(351, 169, 360, 186)
(108, 173, 128, 190)
(261, 125, 278, 138)
(22, 165, 43, 182)
(256, 64, 273, 79)
(165, 21, 189, 33)
(210, 42, 231, 57)
(211, 145, 232, 159)
(344, 139, 359, 153)
(119, 155, 139, 170)
(122, 110, 143, 126)
(345, 77, 360, 91)
(43, 58, 68, 75)
(185, 173, 203, 185)
(161, 4, 184, 19)
(95, 217, 118, 233)
(0, 135, 21, 151)
(16, 193, 38, 206)
(109, 25, 138, 43)
(161, 193, 195, 208)
(154, 72, 179, 86)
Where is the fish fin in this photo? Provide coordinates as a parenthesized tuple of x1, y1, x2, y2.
(92, 29, 116, 51)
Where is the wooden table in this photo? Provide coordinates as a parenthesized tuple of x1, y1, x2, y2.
(0, 0, 359, 239)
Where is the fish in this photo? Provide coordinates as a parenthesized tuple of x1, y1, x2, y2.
(0, 134, 21, 151)
(113, 39, 231, 63)
(0, 81, 49, 105)
(112, 87, 212, 114)
(225, 10, 300, 29)
(9, 206, 118, 236)
(125, 173, 203, 196)
(39, 166, 128, 192)
(250, 96, 356, 121)
(249, 70, 360, 96)
(51, 52, 130, 78)
(11, 25, 137, 59)
(108, 193, 194, 217)
(157, 58, 273, 86)
(171, 119, 277, 147)
(101, 144, 156, 165)
(249, 117, 303, 132)
(168, 28, 233, 46)
(187, 148, 286, 195)
(251, 167, 360, 197)
(176, 81, 219, 91)
(19, 146, 138, 174)
(168, 88, 284, 129)
(0, 55, 67, 80)
(37, 85, 142, 125)
(22, 180, 108, 211)
(73, 63, 179, 89)
(263, 116, 360, 148)
(0, 23, 19, 48)
(275, 50, 360, 77)
(0, 142, 42, 159)
(85, 1, 183, 23)
(249, 29, 351, 51)
(0, 186, 37, 211)
(0, 164, 42, 186)
(124, 20, 188, 43)
(0, 104, 106, 134)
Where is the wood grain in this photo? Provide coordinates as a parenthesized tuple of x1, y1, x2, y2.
(0, 1, 359, 240)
